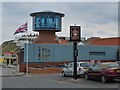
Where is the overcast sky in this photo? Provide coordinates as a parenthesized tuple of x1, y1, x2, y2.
(1, 0, 119, 45)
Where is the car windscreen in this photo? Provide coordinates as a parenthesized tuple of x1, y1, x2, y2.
(108, 63, 119, 68)
(80, 63, 91, 67)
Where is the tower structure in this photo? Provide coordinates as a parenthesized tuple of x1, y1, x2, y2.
(30, 10, 65, 44)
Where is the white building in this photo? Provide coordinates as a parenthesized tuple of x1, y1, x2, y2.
(14, 33, 38, 48)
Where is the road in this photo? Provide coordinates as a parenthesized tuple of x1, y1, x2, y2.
(2, 73, 120, 89)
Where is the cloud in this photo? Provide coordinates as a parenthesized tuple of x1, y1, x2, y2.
(1, 2, 118, 45)
(0, 2, 2, 44)
(1, 0, 120, 2)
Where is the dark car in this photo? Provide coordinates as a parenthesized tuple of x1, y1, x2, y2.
(84, 62, 120, 83)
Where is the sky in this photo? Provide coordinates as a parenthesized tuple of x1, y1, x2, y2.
(0, 0, 119, 45)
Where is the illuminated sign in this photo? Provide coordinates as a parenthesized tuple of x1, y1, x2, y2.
(33, 15, 61, 31)
(30, 11, 65, 31)
(70, 26, 81, 41)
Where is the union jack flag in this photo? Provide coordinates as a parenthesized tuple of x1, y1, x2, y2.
(14, 22, 27, 35)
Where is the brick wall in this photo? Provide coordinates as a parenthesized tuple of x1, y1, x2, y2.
(19, 62, 69, 73)
(28, 67, 62, 74)
(19, 60, 116, 73)
(33, 31, 59, 44)
(87, 37, 120, 46)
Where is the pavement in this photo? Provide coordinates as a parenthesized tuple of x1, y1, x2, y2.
(0, 65, 25, 77)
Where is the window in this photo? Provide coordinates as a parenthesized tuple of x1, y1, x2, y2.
(12, 54, 16, 57)
(92, 65, 101, 70)
(90, 52, 105, 55)
(36, 18, 41, 28)
(108, 63, 119, 68)
(80, 63, 91, 67)
(34, 15, 61, 31)
(68, 62, 73, 68)
(41, 18, 45, 27)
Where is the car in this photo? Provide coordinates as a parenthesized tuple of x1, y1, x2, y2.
(62, 62, 91, 77)
(84, 62, 120, 83)
(116, 61, 120, 65)
(7, 65, 17, 68)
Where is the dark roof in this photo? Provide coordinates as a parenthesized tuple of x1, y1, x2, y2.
(30, 10, 65, 17)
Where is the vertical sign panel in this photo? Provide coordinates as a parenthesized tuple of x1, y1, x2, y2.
(70, 26, 81, 41)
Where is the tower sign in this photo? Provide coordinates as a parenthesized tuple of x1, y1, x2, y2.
(30, 10, 65, 43)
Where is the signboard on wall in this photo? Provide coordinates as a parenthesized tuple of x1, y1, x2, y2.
(70, 26, 81, 41)
(38, 46, 51, 61)
(4, 52, 16, 59)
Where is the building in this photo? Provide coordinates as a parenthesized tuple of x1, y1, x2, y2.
(0, 55, 4, 63)
(24, 43, 118, 62)
(86, 37, 120, 46)
(30, 10, 65, 44)
(86, 37, 120, 61)
(3, 52, 17, 65)
(14, 33, 38, 48)
(18, 10, 119, 73)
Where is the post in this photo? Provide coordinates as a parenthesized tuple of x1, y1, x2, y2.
(26, 34, 29, 74)
(73, 42, 78, 79)
(70, 25, 81, 80)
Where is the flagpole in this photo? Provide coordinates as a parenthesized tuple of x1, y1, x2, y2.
(26, 22, 29, 75)
(14, 22, 28, 74)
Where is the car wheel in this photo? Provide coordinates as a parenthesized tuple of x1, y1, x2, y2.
(101, 75, 107, 83)
(85, 73, 89, 80)
(62, 71, 66, 77)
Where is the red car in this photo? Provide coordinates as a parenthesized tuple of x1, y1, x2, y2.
(84, 62, 120, 83)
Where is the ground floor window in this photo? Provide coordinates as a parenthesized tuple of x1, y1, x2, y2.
(89, 52, 105, 55)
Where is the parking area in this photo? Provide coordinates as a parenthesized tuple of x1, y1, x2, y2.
(26, 73, 120, 88)
(3, 73, 119, 88)
(1, 62, 120, 89)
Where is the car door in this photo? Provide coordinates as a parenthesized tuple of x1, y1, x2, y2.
(65, 62, 73, 76)
(68, 62, 74, 76)
(88, 65, 101, 79)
